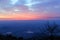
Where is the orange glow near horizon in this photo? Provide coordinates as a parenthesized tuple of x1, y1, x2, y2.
(0, 12, 50, 20)
(0, 14, 42, 20)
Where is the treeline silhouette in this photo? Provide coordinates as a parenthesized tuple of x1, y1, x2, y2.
(0, 22, 60, 40)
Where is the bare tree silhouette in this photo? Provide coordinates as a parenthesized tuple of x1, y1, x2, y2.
(41, 21, 60, 40)
(32, 21, 60, 40)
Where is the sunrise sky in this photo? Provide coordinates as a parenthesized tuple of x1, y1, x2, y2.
(0, 0, 60, 20)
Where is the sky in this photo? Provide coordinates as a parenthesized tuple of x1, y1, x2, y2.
(0, 0, 60, 20)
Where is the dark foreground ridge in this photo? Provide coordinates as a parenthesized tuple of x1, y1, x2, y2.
(0, 22, 60, 40)
(0, 35, 60, 40)
(0, 33, 60, 40)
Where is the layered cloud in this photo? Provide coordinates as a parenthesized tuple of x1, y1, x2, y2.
(0, 0, 60, 20)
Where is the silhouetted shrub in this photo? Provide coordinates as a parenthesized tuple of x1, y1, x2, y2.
(32, 21, 60, 40)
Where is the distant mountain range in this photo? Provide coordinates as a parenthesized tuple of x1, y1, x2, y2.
(46, 17, 60, 20)
(48, 17, 60, 18)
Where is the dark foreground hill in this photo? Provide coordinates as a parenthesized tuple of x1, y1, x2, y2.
(0, 20, 60, 40)
(0, 34, 60, 40)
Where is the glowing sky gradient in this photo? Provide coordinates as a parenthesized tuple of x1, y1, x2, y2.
(0, 0, 60, 20)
